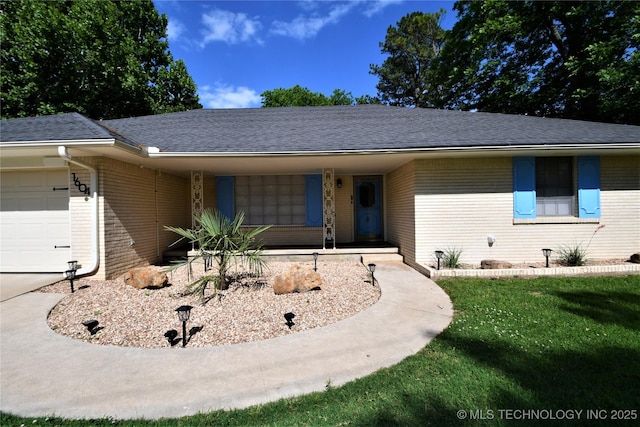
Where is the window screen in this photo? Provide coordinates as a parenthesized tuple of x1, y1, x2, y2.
(535, 157, 574, 216)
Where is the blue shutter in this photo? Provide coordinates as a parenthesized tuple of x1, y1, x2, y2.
(305, 174, 323, 226)
(216, 176, 234, 220)
(513, 157, 536, 219)
(578, 156, 600, 218)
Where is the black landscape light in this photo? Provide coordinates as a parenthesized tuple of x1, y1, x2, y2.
(542, 248, 553, 268)
(312, 252, 319, 271)
(64, 260, 78, 293)
(175, 305, 193, 347)
(203, 251, 212, 272)
(435, 251, 444, 270)
(368, 263, 376, 285)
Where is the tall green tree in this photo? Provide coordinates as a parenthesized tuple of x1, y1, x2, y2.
(369, 11, 446, 107)
(0, 0, 201, 119)
(433, 0, 640, 124)
(261, 85, 358, 107)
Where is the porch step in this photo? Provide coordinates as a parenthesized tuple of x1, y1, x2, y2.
(261, 247, 401, 264)
(361, 253, 404, 264)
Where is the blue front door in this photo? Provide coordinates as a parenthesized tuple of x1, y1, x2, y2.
(355, 176, 383, 241)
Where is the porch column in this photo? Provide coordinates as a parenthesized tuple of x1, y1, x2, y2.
(323, 168, 336, 249)
(191, 171, 203, 228)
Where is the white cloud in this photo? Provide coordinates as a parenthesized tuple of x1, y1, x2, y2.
(362, 0, 404, 18)
(199, 84, 262, 109)
(270, 3, 355, 40)
(200, 9, 262, 46)
(166, 18, 185, 43)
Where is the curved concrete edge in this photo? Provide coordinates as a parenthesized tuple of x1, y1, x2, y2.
(0, 262, 453, 421)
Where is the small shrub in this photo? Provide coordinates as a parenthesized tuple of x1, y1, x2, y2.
(443, 247, 463, 268)
(556, 225, 605, 267)
(557, 244, 587, 266)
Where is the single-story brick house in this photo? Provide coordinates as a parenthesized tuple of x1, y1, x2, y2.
(1, 105, 639, 279)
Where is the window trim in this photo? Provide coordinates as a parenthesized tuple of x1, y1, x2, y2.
(513, 156, 601, 224)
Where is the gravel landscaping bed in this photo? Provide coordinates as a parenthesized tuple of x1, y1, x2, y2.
(39, 260, 380, 349)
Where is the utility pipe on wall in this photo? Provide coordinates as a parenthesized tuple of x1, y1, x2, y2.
(58, 146, 99, 277)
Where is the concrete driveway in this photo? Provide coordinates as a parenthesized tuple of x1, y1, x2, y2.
(0, 273, 62, 302)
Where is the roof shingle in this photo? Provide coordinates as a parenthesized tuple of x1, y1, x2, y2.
(3, 106, 639, 153)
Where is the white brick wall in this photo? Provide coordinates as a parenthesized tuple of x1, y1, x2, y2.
(409, 155, 640, 269)
(386, 161, 417, 268)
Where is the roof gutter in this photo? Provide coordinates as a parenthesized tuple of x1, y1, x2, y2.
(144, 142, 640, 158)
(1, 138, 147, 156)
(58, 146, 99, 277)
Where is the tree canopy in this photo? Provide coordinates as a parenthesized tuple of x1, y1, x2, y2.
(260, 85, 381, 107)
(370, 1, 639, 125)
(261, 85, 351, 107)
(433, 0, 640, 124)
(0, 0, 201, 120)
(369, 11, 446, 108)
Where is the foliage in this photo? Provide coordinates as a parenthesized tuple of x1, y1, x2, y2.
(0, 0, 201, 120)
(369, 10, 446, 107)
(557, 225, 605, 266)
(442, 247, 463, 268)
(432, 0, 640, 125)
(165, 209, 270, 303)
(5, 275, 638, 425)
(557, 244, 588, 267)
(261, 85, 353, 107)
(260, 85, 381, 107)
(354, 94, 383, 105)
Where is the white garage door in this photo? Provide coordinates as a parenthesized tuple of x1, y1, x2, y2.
(0, 169, 71, 272)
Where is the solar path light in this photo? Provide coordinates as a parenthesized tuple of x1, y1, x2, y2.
(64, 260, 78, 293)
(175, 305, 192, 347)
(542, 248, 553, 268)
(368, 263, 376, 285)
(312, 252, 319, 271)
(435, 251, 444, 270)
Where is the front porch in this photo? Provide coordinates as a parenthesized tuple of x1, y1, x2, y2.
(163, 243, 403, 265)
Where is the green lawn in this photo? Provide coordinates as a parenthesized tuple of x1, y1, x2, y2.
(2, 275, 639, 426)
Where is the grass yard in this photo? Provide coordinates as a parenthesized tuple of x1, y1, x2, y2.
(2, 275, 639, 426)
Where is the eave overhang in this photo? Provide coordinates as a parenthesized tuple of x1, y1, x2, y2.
(1, 140, 638, 176)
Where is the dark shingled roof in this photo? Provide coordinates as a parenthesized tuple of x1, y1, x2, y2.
(3, 106, 639, 153)
(0, 112, 125, 143)
(103, 105, 640, 153)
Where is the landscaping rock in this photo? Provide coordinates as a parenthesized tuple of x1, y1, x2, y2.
(631, 253, 640, 264)
(480, 260, 513, 269)
(123, 267, 169, 289)
(273, 264, 322, 295)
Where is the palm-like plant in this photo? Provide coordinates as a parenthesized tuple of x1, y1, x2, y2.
(165, 209, 271, 302)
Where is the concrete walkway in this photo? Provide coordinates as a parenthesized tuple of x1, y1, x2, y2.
(0, 262, 453, 421)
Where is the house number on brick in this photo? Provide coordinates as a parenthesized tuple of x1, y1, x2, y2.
(71, 172, 90, 195)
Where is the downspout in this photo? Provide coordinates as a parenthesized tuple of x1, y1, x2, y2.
(58, 146, 99, 277)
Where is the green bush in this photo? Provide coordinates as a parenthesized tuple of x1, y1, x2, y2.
(442, 247, 463, 268)
(557, 244, 588, 266)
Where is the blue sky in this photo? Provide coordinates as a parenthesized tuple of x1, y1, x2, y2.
(154, 0, 457, 108)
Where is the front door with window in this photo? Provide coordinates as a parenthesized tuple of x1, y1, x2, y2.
(354, 176, 383, 241)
